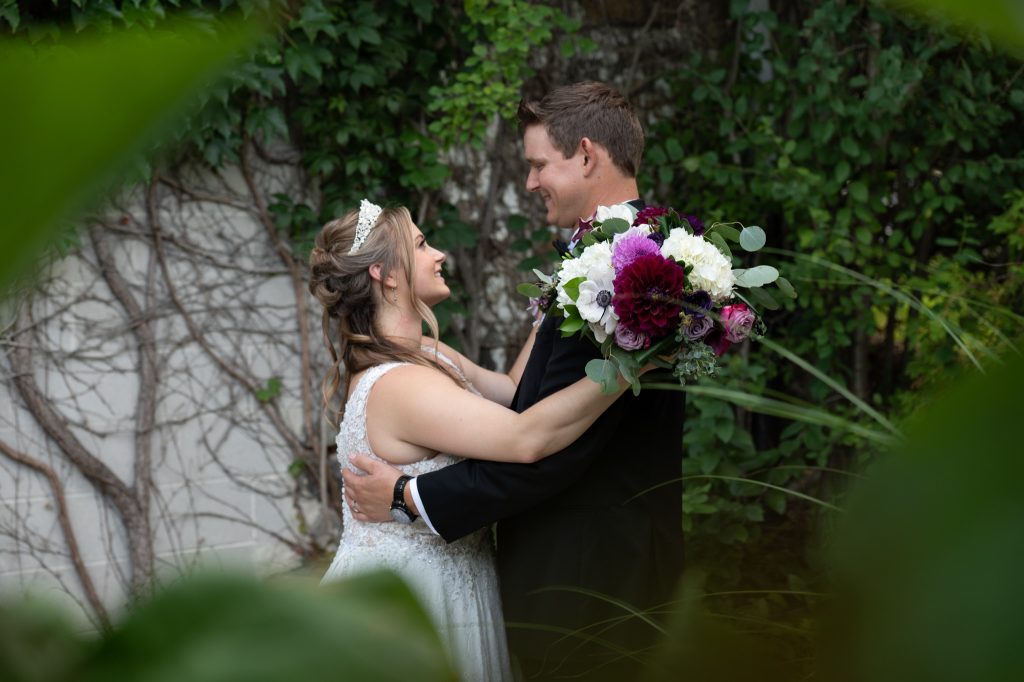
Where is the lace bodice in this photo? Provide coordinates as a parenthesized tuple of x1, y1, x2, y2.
(334, 356, 487, 549)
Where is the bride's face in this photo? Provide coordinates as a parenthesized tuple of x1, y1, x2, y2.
(408, 222, 449, 306)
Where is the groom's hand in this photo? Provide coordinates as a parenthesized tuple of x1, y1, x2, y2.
(343, 454, 403, 522)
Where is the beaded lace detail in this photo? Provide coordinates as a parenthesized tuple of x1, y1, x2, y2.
(322, 353, 511, 681)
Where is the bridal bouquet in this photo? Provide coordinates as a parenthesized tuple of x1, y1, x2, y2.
(518, 204, 795, 394)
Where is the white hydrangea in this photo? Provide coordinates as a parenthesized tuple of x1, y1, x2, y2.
(594, 203, 637, 224)
(555, 241, 613, 310)
(661, 229, 735, 301)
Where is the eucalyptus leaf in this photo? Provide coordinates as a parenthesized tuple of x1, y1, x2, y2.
(733, 265, 780, 288)
(610, 347, 641, 395)
(775, 276, 798, 299)
(745, 286, 781, 310)
(739, 225, 767, 252)
(710, 224, 741, 242)
(532, 268, 553, 284)
(598, 217, 630, 235)
(517, 282, 543, 298)
(585, 358, 621, 395)
(707, 231, 733, 259)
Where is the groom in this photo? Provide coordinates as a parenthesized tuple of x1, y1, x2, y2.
(345, 81, 684, 679)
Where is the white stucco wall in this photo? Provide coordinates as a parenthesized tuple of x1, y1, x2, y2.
(0, 155, 326, 626)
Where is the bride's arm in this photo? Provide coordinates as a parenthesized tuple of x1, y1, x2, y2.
(421, 324, 538, 406)
(368, 362, 624, 464)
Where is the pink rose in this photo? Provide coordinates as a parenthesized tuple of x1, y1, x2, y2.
(720, 303, 756, 343)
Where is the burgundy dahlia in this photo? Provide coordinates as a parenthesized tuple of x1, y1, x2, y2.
(705, 328, 732, 357)
(634, 206, 670, 226)
(611, 254, 686, 339)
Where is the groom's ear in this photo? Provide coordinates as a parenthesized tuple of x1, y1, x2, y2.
(579, 137, 601, 177)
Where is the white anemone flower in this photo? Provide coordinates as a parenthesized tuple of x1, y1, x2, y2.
(576, 277, 618, 342)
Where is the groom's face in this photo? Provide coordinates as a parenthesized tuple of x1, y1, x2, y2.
(523, 124, 588, 228)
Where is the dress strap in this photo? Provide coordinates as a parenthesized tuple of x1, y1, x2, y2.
(420, 344, 469, 383)
(346, 362, 408, 419)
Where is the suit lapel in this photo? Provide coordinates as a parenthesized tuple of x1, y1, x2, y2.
(512, 314, 558, 412)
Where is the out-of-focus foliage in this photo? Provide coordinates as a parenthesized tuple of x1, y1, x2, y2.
(0, 0, 581, 339)
(0, 12, 264, 289)
(639, 0, 1024, 555)
(889, 0, 1024, 57)
(1, 0, 459, 219)
(640, 346, 1024, 682)
(0, 571, 457, 682)
(826, 342, 1024, 682)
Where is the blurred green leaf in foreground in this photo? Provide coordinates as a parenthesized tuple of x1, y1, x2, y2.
(0, 14, 264, 289)
(643, 346, 1024, 682)
(0, 570, 456, 682)
(824, 345, 1024, 682)
(888, 0, 1024, 56)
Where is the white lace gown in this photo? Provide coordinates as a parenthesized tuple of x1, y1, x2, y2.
(321, 361, 512, 682)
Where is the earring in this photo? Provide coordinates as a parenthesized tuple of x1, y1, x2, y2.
(390, 287, 398, 304)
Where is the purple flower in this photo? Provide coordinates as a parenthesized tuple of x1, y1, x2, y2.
(721, 302, 756, 342)
(682, 290, 712, 316)
(571, 217, 594, 244)
(612, 254, 687, 339)
(615, 324, 650, 350)
(684, 214, 705, 236)
(634, 206, 670, 226)
(647, 232, 666, 247)
(527, 297, 543, 318)
(683, 314, 714, 340)
(612, 233, 661, 273)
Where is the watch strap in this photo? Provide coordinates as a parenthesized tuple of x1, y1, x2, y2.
(391, 475, 417, 522)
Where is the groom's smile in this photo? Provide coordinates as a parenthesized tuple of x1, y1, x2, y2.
(523, 124, 588, 229)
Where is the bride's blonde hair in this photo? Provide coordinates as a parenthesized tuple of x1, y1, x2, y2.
(308, 205, 461, 425)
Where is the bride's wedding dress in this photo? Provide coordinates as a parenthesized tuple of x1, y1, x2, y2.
(321, 360, 512, 681)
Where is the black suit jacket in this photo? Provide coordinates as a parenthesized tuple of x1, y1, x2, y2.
(417, 311, 685, 675)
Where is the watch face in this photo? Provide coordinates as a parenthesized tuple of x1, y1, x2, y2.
(391, 507, 413, 524)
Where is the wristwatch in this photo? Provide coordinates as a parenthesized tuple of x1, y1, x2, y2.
(390, 475, 418, 524)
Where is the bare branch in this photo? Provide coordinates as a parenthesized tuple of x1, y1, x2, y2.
(0, 439, 111, 629)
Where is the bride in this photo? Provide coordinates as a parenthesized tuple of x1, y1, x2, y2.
(309, 200, 633, 681)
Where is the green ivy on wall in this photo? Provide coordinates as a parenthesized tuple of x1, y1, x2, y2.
(640, 0, 1024, 553)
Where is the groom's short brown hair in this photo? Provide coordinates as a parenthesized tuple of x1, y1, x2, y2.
(517, 81, 644, 178)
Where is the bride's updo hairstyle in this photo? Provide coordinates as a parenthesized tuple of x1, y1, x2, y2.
(309, 204, 460, 424)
